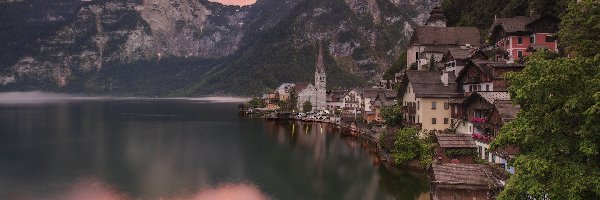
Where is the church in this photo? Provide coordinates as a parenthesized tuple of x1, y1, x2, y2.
(294, 44, 327, 112)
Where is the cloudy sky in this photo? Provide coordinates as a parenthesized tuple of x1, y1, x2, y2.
(208, 0, 257, 6)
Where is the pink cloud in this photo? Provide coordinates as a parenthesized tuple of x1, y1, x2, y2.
(209, 0, 257, 6)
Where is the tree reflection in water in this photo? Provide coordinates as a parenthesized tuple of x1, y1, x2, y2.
(263, 121, 430, 200)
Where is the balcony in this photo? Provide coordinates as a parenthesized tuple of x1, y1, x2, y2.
(465, 76, 481, 84)
(403, 121, 422, 129)
(471, 117, 487, 123)
(401, 106, 416, 114)
(472, 133, 493, 144)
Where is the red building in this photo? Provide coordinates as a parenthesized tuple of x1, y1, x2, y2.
(489, 15, 560, 61)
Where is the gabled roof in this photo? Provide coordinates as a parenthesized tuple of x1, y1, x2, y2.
(494, 100, 520, 122)
(404, 71, 462, 98)
(432, 164, 505, 189)
(457, 59, 525, 80)
(409, 26, 481, 46)
(463, 91, 511, 106)
(435, 133, 477, 148)
(490, 16, 535, 34)
(362, 88, 382, 98)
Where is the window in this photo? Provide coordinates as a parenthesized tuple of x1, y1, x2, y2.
(517, 37, 523, 44)
(444, 102, 449, 110)
(546, 35, 556, 42)
(416, 52, 419, 60)
(469, 85, 472, 92)
(444, 118, 449, 124)
(517, 50, 523, 58)
(432, 118, 437, 124)
(530, 36, 534, 44)
(417, 101, 420, 110)
(431, 101, 437, 110)
(486, 84, 490, 91)
(478, 85, 482, 91)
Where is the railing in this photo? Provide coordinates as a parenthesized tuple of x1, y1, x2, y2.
(401, 106, 416, 114)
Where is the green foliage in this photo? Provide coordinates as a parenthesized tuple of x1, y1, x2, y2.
(383, 52, 407, 80)
(302, 100, 312, 113)
(409, 62, 418, 70)
(492, 52, 600, 199)
(427, 55, 436, 71)
(380, 105, 403, 126)
(248, 97, 264, 108)
(278, 90, 298, 112)
(444, 149, 477, 157)
(559, 0, 600, 57)
(392, 127, 435, 167)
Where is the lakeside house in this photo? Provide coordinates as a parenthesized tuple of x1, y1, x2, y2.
(430, 164, 506, 200)
(398, 71, 463, 135)
(434, 133, 477, 164)
(441, 47, 488, 77)
(489, 14, 560, 61)
(456, 60, 525, 97)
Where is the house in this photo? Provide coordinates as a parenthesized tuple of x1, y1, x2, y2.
(361, 88, 382, 112)
(434, 133, 477, 164)
(326, 89, 349, 113)
(453, 91, 520, 173)
(489, 14, 560, 61)
(342, 88, 363, 113)
(441, 47, 488, 77)
(398, 71, 463, 135)
(456, 59, 524, 96)
(407, 21, 481, 69)
(276, 83, 296, 101)
(430, 164, 505, 200)
(369, 89, 397, 122)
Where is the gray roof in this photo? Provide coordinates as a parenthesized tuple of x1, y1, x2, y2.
(405, 71, 462, 98)
(435, 133, 477, 148)
(362, 88, 382, 98)
(293, 82, 312, 92)
(447, 48, 473, 60)
(432, 164, 505, 189)
(490, 16, 535, 34)
(410, 26, 481, 46)
(477, 92, 511, 104)
(494, 100, 520, 122)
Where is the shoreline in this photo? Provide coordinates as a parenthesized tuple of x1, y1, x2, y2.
(259, 115, 428, 174)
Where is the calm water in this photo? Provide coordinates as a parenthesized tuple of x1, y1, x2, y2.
(0, 99, 429, 200)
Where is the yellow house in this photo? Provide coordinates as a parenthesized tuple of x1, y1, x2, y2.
(399, 71, 463, 135)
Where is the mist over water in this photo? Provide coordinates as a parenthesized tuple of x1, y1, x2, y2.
(0, 91, 249, 104)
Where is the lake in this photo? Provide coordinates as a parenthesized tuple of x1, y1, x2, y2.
(0, 98, 429, 200)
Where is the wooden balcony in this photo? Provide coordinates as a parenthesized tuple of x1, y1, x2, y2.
(401, 106, 416, 114)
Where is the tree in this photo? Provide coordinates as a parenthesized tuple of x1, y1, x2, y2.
(381, 105, 403, 126)
(427, 55, 436, 71)
(383, 52, 407, 80)
(392, 127, 435, 167)
(248, 97, 264, 108)
(492, 52, 600, 199)
(302, 100, 312, 113)
(559, 0, 600, 57)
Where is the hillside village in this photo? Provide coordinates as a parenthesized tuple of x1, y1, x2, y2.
(245, 5, 569, 199)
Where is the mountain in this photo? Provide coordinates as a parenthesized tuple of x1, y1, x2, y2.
(0, 0, 439, 96)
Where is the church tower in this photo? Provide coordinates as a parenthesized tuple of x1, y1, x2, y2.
(314, 43, 327, 111)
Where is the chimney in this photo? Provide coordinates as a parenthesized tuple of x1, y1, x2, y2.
(441, 70, 449, 86)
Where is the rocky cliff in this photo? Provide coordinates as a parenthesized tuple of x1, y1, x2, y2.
(0, 0, 439, 96)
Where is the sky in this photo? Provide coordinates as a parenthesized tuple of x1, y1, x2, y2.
(208, 0, 257, 6)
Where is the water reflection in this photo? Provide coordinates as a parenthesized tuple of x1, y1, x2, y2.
(0, 100, 428, 200)
(263, 121, 430, 200)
